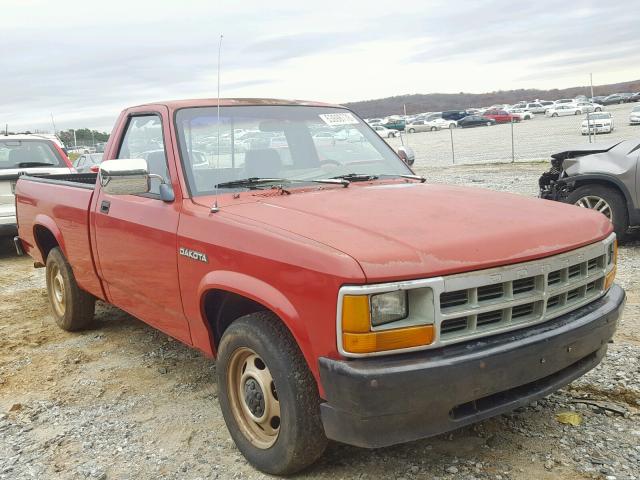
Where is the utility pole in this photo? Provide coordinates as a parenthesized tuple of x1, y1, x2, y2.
(50, 113, 57, 135)
(72, 129, 77, 148)
(590, 73, 594, 99)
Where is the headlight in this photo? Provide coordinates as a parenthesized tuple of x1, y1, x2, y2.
(370, 291, 408, 326)
(339, 284, 437, 356)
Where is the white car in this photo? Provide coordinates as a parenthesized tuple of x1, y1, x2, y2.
(406, 118, 456, 133)
(554, 98, 576, 105)
(580, 112, 614, 135)
(524, 102, 546, 114)
(1, 135, 73, 237)
(545, 104, 583, 117)
(507, 108, 534, 120)
(576, 102, 603, 113)
(629, 106, 640, 125)
(372, 125, 399, 138)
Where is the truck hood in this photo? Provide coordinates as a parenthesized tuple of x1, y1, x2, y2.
(217, 182, 612, 282)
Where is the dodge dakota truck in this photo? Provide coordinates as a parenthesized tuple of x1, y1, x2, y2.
(15, 99, 624, 475)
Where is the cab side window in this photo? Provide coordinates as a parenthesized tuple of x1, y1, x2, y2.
(118, 115, 169, 195)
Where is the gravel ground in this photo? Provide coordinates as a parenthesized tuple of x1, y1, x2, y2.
(386, 102, 640, 166)
(1, 162, 639, 480)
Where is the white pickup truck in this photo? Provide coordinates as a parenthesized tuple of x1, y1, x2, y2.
(0, 134, 73, 237)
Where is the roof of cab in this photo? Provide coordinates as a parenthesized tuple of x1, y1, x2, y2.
(130, 98, 344, 110)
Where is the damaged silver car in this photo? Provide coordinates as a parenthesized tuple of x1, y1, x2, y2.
(539, 139, 640, 239)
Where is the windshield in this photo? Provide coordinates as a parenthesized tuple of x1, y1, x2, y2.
(0, 139, 66, 170)
(175, 105, 411, 195)
(587, 113, 611, 120)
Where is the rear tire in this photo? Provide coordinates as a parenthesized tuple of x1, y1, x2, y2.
(216, 312, 327, 475)
(552, 113, 558, 117)
(566, 185, 628, 240)
(45, 247, 96, 331)
(430, 126, 437, 131)
(408, 128, 416, 133)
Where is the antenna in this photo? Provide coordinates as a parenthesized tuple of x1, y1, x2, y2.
(211, 34, 224, 213)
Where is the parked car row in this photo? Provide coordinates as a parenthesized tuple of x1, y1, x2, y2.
(366, 91, 640, 131)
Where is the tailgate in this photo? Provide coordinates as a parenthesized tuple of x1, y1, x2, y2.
(0, 174, 18, 219)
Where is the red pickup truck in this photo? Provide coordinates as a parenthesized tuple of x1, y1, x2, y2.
(14, 99, 623, 475)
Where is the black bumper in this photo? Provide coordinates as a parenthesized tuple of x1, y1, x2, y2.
(319, 285, 624, 448)
(0, 223, 18, 237)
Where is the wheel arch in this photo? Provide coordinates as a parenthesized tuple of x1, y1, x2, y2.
(32, 215, 65, 264)
(195, 271, 306, 359)
(565, 174, 638, 224)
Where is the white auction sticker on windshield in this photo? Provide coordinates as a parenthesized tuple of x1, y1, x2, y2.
(319, 112, 359, 126)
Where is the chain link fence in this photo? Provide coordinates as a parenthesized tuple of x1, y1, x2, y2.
(387, 102, 637, 167)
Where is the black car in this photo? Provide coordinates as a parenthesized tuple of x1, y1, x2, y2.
(441, 110, 469, 121)
(457, 115, 496, 128)
(601, 94, 631, 105)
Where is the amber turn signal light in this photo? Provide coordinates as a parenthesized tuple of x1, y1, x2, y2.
(343, 325, 435, 354)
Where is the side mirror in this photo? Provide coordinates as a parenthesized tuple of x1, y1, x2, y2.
(99, 159, 151, 195)
(397, 146, 415, 166)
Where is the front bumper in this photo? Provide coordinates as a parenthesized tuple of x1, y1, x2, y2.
(319, 285, 624, 448)
(581, 126, 612, 134)
(0, 215, 18, 237)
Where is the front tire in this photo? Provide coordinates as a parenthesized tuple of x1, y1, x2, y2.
(552, 113, 558, 117)
(595, 107, 602, 112)
(408, 128, 416, 133)
(45, 247, 96, 331)
(566, 185, 628, 240)
(216, 312, 327, 475)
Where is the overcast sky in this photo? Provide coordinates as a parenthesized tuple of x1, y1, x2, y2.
(2, 0, 638, 132)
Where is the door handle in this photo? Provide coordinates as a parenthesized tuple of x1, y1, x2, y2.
(100, 200, 111, 214)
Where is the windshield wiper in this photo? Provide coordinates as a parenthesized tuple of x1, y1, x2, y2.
(17, 162, 56, 168)
(215, 177, 350, 189)
(331, 173, 426, 183)
(215, 177, 286, 189)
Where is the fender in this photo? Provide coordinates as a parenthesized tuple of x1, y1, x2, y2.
(561, 173, 640, 224)
(194, 270, 308, 357)
(32, 214, 66, 263)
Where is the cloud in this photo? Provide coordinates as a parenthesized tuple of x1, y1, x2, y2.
(1, 0, 638, 132)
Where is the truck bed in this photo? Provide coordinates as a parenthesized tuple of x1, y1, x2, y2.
(20, 172, 98, 188)
(15, 173, 103, 298)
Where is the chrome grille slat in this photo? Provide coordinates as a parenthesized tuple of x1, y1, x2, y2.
(437, 241, 612, 342)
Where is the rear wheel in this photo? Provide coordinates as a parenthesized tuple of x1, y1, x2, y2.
(595, 107, 602, 112)
(552, 113, 558, 117)
(408, 128, 416, 133)
(430, 126, 437, 131)
(566, 185, 628, 239)
(45, 247, 96, 331)
(486, 121, 493, 126)
(619, 100, 624, 104)
(216, 312, 327, 475)
(449, 123, 456, 129)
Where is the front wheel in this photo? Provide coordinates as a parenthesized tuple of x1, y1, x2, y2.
(619, 100, 624, 104)
(486, 121, 493, 126)
(595, 107, 602, 112)
(216, 312, 327, 475)
(449, 123, 456, 129)
(566, 185, 628, 240)
(45, 247, 96, 331)
(430, 126, 437, 131)
(408, 128, 416, 133)
(552, 113, 558, 117)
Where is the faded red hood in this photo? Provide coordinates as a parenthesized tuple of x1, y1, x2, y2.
(219, 182, 612, 282)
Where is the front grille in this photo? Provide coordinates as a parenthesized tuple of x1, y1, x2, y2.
(437, 245, 610, 342)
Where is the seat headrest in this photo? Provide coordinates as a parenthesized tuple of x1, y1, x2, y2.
(244, 149, 282, 178)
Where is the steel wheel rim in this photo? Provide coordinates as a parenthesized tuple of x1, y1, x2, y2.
(227, 347, 280, 449)
(575, 195, 613, 221)
(49, 264, 66, 317)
